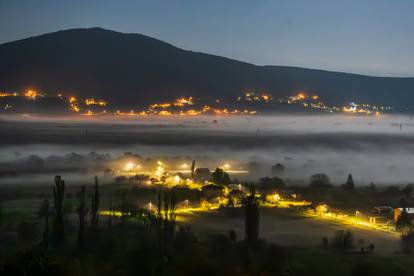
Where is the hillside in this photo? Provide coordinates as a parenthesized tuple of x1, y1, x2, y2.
(1, 27, 414, 109)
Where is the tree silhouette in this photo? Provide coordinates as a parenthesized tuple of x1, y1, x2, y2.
(77, 185, 88, 250)
(245, 184, 260, 248)
(212, 168, 231, 186)
(156, 188, 177, 260)
(309, 174, 332, 188)
(53, 176, 65, 243)
(90, 176, 100, 230)
(38, 198, 51, 248)
(108, 194, 112, 230)
(343, 173, 355, 190)
(190, 160, 196, 179)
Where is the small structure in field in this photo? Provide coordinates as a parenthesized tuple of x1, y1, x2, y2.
(194, 168, 211, 182)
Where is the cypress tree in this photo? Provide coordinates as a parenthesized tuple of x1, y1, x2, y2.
(77, 185, 87, 250)
(53, 176, 65, 243)
(90, 176, 100, 230)
(245, 184, 260, 248)
(343, 173, 355, 190)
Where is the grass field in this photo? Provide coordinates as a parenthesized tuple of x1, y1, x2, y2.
(182, 207, 400, 254)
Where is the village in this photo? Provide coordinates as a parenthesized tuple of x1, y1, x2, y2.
(100, 158, 413, 240)
(0, 89, 390, 116)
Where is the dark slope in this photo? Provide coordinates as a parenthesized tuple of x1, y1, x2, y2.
(1, 27, 413, 108)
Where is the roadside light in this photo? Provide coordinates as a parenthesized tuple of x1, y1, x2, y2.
(125, 162, 135, 171)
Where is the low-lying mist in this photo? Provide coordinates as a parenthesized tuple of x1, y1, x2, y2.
(1, 113, 414, 186)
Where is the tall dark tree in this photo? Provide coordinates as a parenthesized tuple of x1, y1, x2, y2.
(156, 188, 177, 259)
(121, 190, 127, 225)
(38, 198, 50, 248)
(157, 189, 163, 258)
(245, 184, 260, 248)
(108, 194, 112, 230)
(0, 204, 4, 228)
(63, 201, 74, 226)
(77, 185, 88, 250)
(163, 189, 177, 244)
(190, 160, 196, 179)
(343, 173, 355, 190)
(90, 176, 100, 229)
(53, 176, 65, 243)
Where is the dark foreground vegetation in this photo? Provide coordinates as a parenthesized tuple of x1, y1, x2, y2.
(1, 176, 414, 275)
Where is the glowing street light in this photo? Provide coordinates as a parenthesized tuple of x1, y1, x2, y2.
(125, 162, 135, 171)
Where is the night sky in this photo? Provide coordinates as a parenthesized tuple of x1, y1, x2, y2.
(1, 0, 413, 77)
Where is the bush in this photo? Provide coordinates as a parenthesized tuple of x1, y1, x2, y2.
(401, 229, 414, 253)
(212, 168, 231, 186)
(332, 230, 353, 249)
(309, 174, 332, 188)
(18, 221, 40, 245)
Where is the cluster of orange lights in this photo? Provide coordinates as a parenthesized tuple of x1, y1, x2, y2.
(342, 104, 381, 116)
(287, 92, 312, 103)
(238, 92, 272, 103)
(150, 97, 194, 109)
(0, 92, 18, 98)
(68, 96, 80, 112)
(279, 92, 335, 113)
(85, 98, 107, 106)
(0, 89, 387, 117)
(140, 96, 258, 116)
(24, 90, 40, 100)
(67, 96, 108, 113)
(174, 97, 194, 106)
(281, 92, 382, 115)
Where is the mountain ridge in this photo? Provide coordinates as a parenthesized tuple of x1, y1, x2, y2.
(1, 27, 414, 108)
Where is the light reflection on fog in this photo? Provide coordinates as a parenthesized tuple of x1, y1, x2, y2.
(1, 114, 414, 186)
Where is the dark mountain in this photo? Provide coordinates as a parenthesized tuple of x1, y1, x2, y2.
(1, 27, 414, 108)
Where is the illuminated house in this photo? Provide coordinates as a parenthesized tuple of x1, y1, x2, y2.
(194, 168, 211, 182)
(372, 206, 393, 215)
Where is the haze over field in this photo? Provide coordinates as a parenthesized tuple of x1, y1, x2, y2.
(1, 114, 414, 186)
